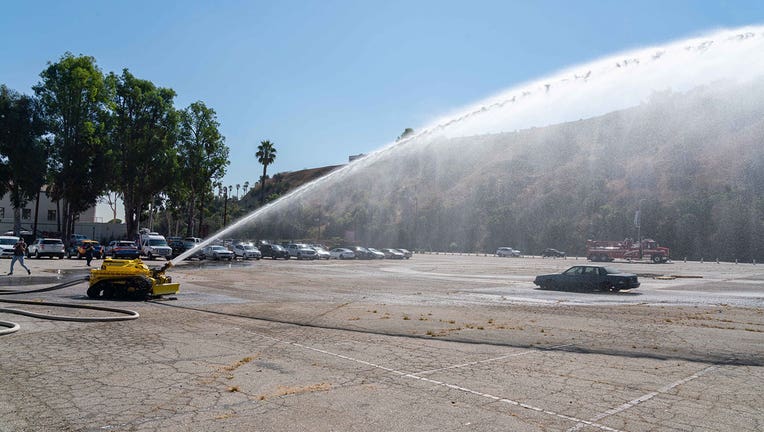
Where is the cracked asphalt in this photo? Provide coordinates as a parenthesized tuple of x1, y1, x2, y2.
(1, 254, 762, 431)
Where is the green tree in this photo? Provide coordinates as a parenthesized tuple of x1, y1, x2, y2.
(33, 53, 110, 243)
(0, 85, 48, 235)
(176, 101, 229, 236)
(256, 140, 276, 205)
(108, 69, 179, 239)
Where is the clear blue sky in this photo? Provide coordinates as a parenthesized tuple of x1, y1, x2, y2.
(2, 0, 764, 190)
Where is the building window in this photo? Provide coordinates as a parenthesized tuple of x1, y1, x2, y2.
(22, 209, 32, 219)
(48, 210, 57, 221)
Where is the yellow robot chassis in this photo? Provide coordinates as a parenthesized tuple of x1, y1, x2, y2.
(88, 258, 180, 300)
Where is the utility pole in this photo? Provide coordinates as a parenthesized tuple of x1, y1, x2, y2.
(635, 199, 644, 259)
(316, 205, 322, 243)
(222, 188, 228, 228)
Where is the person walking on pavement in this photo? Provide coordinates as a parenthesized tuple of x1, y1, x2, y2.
(85, 242, 95, 266)
(8, 238, 31, 275)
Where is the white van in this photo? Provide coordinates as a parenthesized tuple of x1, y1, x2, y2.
(139, 231, 173, 260)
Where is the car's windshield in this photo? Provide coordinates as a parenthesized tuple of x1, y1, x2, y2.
(118, 242, 136, 247)
(239, 244, 255, 250)
(0, 238, 17, 245)
(149, 239, 168, 246)
(42, 239, 63, 244)
(211, 246, 226, 251)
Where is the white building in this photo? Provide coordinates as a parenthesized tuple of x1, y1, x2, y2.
(0, 188, 125, 241)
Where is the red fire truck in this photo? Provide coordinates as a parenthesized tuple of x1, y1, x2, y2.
(586, 238, 670, 263)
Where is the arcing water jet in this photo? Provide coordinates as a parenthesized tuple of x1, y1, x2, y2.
(175, 26, 764, 262)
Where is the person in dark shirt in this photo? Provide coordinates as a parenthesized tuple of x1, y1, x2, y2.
(8, 238, 31, 276)
(85, 243, 95, 266)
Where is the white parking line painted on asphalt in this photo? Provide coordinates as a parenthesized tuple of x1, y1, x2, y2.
(401, 372, 625, 432)
(412, 343, 574, 375)
(252, 330, 623, 431)
(565, 365, 719, 432)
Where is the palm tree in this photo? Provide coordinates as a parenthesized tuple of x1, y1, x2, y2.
(256, 140, 277, 205)
(236, 183, 240, 199)
(243, 181, 249, 196)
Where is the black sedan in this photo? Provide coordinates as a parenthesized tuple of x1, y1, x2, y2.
(259, 243, 290, 259)
(533, 265, 640, 292)
(348, 246, 374, 259)
(541, 248, 566, 258)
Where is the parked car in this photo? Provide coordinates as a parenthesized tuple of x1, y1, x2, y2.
(396, 248, 413, 259)
(26, 238, 65, 259)
(202, 245, 234, 260)
(181, 237, 206, 260)
(139, 231, 173, 260)
(259, 243, 290, 259)
(167, 237, 186, 258)
(311, 246, 331, 260)
(533, 265, 640, 292)
(382, 248, 405, 259)
(542, 248, 566, 258)
(4, 230, 34, 244)
(231, 243, 262, 260)
(104, 240, 141, 259)
(0, 236, 19, 258)
(183, 237, 203, 250)
(4, 230, 32, 236)
(330, 248, 356, 260)
(496, 247, 521, 257)
(347, 246, 375, 259)
(68, 240, 103, 259)
(366, 247, 385, 259)
(286, 243, 318, 260)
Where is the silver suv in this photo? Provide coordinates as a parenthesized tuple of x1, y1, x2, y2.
(286, 243, 318, 260)
(28, 238, 66, 259)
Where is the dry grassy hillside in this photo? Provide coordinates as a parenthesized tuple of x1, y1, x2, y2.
(237, 79, 764, 260)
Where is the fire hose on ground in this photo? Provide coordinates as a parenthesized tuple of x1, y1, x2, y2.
(0, 277, 139, 335)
